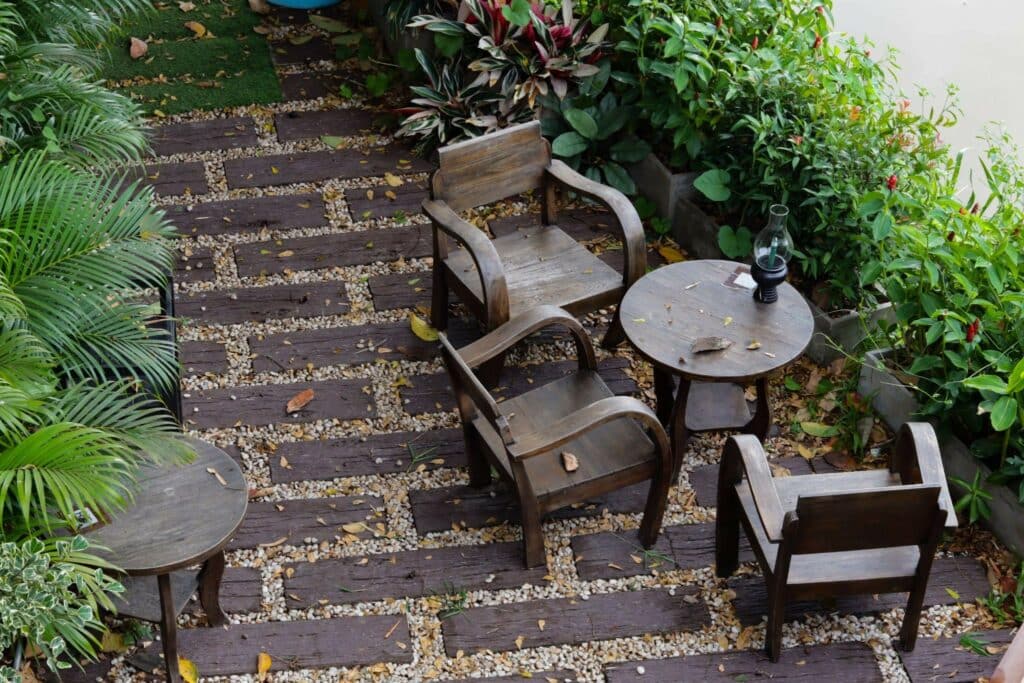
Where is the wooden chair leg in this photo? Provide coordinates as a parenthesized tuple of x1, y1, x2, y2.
(198, 551, 228, 626)
(520, 503, 546, 568)
(901, 519, 943, 650)
(158, 573, 181, 683)
(601, 307, 626, 349)
(465, 428, 491, 489)
(431, 268, 449, 331)
(765, 583, 786, 662)
(714, 491, 740, 578)
(639, 470, 671, 548)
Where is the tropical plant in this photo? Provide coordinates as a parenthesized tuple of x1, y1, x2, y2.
(539, 66, 651, 195)
(400, 0, 608, 154)
(0, 0, 151, 165)
(383, 0, 456, 41)
(0, 536, 123, 678)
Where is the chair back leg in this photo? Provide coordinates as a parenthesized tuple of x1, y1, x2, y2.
(765, 545, 793, 662)
(601, 306, 627, 349)
(899, 512, 946, 650)
(431, 266, 449, 330)
(715, 449, 744, 578)
(639, 465, 671, 548)
(464, 427, 492, 489)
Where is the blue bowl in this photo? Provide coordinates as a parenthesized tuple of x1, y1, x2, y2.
(267, 0, 339, 8)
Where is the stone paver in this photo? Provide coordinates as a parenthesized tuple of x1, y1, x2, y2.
(283, 541, 548, 606)
(279, 71, 352, 101)
(249, 318, 477, 372)
(151, 117, 258, 156)
(223, 145, 431, 189)
(177, 281, 348, 325)
(729, 555, 990, 625)
(160, 616, 412, 674)
(228, 495, 382, 550)
(184, 377, 374, 429)
(270, 428, 468, 483)
(410, 481, 651, 534)
(275, 108, 378, 142)
(132, 161, 208, 196)
(898, 629, 1014, 682)
(442, 588, 709, 655)
(344, 178, 429, 221)
(180, 339, 228, 376)
(166, 193, 326, 237)
(605, 642, 883, 682)
(367, 270, 434, 311)
(234, 225, 431, 277)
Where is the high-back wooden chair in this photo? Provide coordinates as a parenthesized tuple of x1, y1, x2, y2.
(715, 423, 957, 661)
(439, 305, 672, 568)
(424, 121, 645, 353)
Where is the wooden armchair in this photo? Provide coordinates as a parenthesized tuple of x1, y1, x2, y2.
(439, 305, 672, 568)
(424, 120, 645, 352)
(715, 423, 957, 661)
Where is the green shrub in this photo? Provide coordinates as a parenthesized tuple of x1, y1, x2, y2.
(0, 536, 123, 678)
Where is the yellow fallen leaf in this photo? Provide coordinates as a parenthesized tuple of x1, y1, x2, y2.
(385, 190, 397, 200)
(796, 444, 815, 461)
(257, 652, 272, 681)
(736, 625, 756, 650)
(277, 249, 294, 258)
(514, 634, 525, 649)
(658, 245, 685, 263)
(366, 189, 374, 200)
(723, 316, 733, 326)
(537, 619, 545, 631)
(179, 657, 199, 683)
(270, 166, 279, 175)
(746, 340, 762, 350)
(341, 522, 366, 534)
(184, 20, 208, 37)
(100, 630, 127, 653)
(384, 172, 404, 187)
(409, 313, 439, 342)
(178, 1, 195, 10)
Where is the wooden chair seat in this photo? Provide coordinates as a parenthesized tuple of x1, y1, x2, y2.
(472, 370, 656, 508)
(716, 425, 957, 661)
(440, 305, 672, 567)
(444, 225, 623, 319)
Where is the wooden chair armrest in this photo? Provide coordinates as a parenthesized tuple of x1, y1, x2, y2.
(992, 627, 1024, 683)
(423, 198, 509, 324)
(891, 422, 957, 528)
(545, 160, 646, 287)
(721, 435, 786, 542)
(507, 396, 670, 465)
(457, 305, 596, 371)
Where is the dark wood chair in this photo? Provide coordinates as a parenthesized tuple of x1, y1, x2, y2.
(424, 120, 645, 353)
(715, 423, 957, 661)
(439, 305, 673, 568)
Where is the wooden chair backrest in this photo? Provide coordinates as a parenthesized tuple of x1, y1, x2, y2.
(788, 484, 942, 554)
(431, 121, 550, 212)
(438, 332, 510, 442)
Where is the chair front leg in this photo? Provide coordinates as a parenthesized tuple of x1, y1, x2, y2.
(765, 581, 786, 662)
(464, 426, 492, 489)
(601, 305, 627, 349)
(431, 264, 450, 331)
(198, 551, 228, 626)
(639, 466, 671, 548)
(714, 489, 741, 578)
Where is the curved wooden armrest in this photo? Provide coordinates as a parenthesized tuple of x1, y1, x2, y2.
(721, 435, 786, 542)
(423, 198, 509, 324)
(457, 305, 596, 371)
(891, 422, 958, 528)
(992, 626, 1024, 683)
(545, 159, 646, 288)
(507, 396, 670, 464)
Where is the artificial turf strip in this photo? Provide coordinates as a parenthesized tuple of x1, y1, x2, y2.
(101, 0, 280, 115)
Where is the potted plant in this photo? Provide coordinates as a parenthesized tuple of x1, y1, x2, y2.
(858, 133, 1024, 553)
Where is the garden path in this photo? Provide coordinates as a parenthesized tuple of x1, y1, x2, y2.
(71, 6, 1012, 681)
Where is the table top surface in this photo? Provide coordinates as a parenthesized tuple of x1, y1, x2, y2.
(85, 438, 248, 575)
(619, 259, 814, 382)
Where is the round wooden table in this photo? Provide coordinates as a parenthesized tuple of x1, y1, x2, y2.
(620, 259, 814, 479)
(86, 438, 247, 682)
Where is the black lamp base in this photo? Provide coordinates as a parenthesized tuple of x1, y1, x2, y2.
(751, 262, 787, 304)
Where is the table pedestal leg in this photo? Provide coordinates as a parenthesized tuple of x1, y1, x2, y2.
(653, 368, 676, 426)
(669, 377, 692, 483)
(198, 550, 227, 626)
(743, 377, 772, 441)
(158, 573, 180, 683)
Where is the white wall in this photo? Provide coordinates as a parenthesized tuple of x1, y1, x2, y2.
(834, 0, 1024, 194)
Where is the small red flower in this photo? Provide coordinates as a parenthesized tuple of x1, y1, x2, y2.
(816, 5, 825, 14)
(813, 34, 822, 49)
(715, 16, 723, 29)
(751, 36, 759, 50)
(971, 202, 981, 215)
(947, 231, 956, 241)
(959, 207, 968, 215)
(886, 174, 898, 191)
(864, 49, 872, 57)
(789, 135, 804, 145)
(550, 25, 572, 49)
(966, 319, 980, 343)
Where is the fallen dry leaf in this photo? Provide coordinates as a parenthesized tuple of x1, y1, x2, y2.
(259, 536, 288, 548)
(657, 245, 685, 263)
(537, 619, 545, 631)
(692, 336, 733, 353)
(384, 172, 404, 187)
(129, 37, 148, 59)
(561, 451, 579, 472)
(178, 1, 195, 10)
(249, 0, 271, 13)
(206, 467, 227, 486)
(409, 313, 439, 342)
(341, 522, 366, 534)
(184, 20, 208, 37)
(285, 388, 315, 413)
(746, 340, 762, 350)
(179, 657, 199, 683)
(257, 652, 272, 682)
(514, 634, 525, 649)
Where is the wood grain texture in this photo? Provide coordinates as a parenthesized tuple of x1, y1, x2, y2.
(620, 260, 814, 382)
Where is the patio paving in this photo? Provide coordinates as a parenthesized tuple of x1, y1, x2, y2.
(75, 10, 1013, 683)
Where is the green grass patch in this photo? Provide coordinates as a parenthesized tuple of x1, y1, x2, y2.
(100, 0, 280, 115)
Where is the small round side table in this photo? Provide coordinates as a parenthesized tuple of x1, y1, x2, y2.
(620, 259, 814, 480)
(85, 438, 248, 682)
